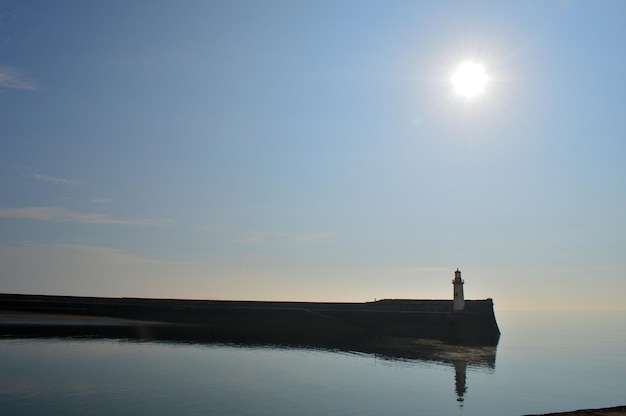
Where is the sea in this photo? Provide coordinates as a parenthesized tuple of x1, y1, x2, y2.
(0, 310, 624, 416)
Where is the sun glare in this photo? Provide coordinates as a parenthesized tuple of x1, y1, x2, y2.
(451, 62, 488, 99)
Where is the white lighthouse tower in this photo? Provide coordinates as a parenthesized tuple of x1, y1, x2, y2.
(452, 268, 465, 311)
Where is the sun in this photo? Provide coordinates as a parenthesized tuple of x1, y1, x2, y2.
(451, 62, 488, 99)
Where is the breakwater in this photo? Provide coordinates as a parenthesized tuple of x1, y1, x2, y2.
(0, 293, 500, 347)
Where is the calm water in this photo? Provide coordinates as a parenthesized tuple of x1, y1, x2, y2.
(0, 311, 624, 416)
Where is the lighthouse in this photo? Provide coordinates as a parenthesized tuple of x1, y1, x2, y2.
(452, 268, 465, 311)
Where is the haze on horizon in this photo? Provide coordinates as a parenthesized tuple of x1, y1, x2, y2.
(1, 1, 625, 311)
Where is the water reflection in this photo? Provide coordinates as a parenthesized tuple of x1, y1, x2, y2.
(0, 324, 498, 408)
(368, 338, 497, 405)
(455, 360, 467, 403)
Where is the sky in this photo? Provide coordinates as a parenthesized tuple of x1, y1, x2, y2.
(1, 0, 625, 311)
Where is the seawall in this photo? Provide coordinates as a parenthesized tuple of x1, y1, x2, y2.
(0, 293, 500, 346)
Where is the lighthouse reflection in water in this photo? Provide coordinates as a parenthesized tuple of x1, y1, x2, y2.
(0, 335, 497, 415)
(2, 311, 626, 416)
(373, 339, 497, 406)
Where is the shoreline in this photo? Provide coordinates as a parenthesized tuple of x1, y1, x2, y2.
(524, 406, 626, 416)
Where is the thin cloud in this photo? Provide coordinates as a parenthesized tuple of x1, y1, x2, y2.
(400, 266, 451, 273)
(0, 66, 37, 90)
(30, 173, 82, 186)
(294, 231, 337, 244)
(91, 198, 113, 204)
(0, 206, 167, 226)
(57, 244, 188, 266)
(236, 230, 337, 245)
(0, 243, 192, 298)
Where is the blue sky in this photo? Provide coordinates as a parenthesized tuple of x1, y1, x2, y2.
(1, 0, 625, 310)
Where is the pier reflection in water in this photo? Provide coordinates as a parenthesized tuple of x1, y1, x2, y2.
(0, 330, 498, 413)
(2, 312, 625, 416)
(370, 338, 497, 405)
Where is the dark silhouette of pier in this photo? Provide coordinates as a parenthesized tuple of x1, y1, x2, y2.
(0, 293, 500, 347)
